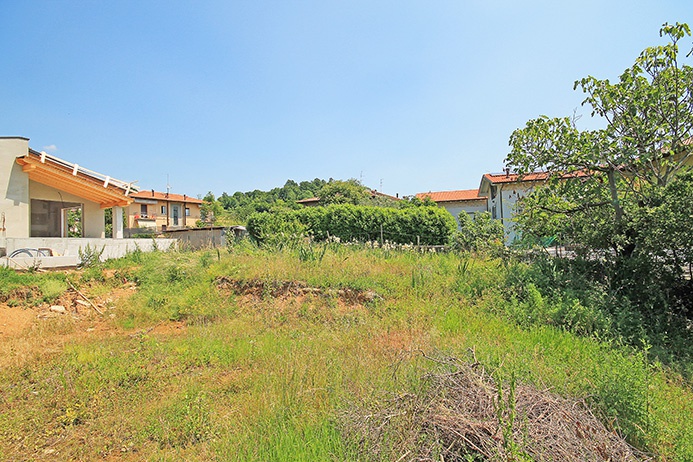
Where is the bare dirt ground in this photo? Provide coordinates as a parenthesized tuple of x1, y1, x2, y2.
(0, 304, 34, 338)
(0, 276, 177, 369)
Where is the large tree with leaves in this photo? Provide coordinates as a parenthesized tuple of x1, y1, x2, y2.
(506, 23, 693, 259)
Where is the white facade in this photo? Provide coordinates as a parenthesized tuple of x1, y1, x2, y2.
(440, 200, 488, 228)
(478, 174, 542, 244)
(0, 137, 31, 238)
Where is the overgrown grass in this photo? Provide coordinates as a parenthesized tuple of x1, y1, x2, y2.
(0, 244, 691, 460)
(0, 265, 68, 306)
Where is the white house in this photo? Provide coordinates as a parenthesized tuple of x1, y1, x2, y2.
(477, 171, 552, 244)
(415, 189, 487, 228)
(1, 136, 174, 266)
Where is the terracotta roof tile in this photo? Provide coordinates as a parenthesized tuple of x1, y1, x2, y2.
(482, 170, 589, 184)
(130, 190, 203, 204)
(415, 189, 483, 203)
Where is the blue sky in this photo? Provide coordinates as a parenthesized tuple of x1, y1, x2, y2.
(2, 1, 691, 198)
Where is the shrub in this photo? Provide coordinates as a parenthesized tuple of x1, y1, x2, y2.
(450, 211, 504, 254)
(247, 204, 456, 246)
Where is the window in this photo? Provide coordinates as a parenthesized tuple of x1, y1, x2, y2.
(185, 207, 190, 217)
(140, 204, 147, 217)
(161, 205, 166, 214)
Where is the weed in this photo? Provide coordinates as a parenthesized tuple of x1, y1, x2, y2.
(146, 389, 215, 449)
(78, 243, 105, 268)
(296, 240, 328, 263)
(199, 251, 212, 268)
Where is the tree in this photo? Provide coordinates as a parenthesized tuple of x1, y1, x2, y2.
(451, 211, 504, 253)
(318, 179, 370, 205)
(639, 170, 693, 278)
(504, 23, 693, 344)
(506, 22, 693, 258)
(199, 191, 224, 225)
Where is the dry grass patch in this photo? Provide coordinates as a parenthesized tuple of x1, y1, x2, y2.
(343, 355, 649, 461)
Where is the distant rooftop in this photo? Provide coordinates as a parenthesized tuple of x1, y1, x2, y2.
(130, 189, 203, 204)
(415, 189, 483, 203)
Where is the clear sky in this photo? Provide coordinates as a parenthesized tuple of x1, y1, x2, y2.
(2, 1, 691, 199)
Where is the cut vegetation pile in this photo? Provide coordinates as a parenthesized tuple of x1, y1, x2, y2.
(344, 355, 647, 461)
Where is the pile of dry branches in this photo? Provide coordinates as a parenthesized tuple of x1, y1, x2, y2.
(342, 355, 649, 461)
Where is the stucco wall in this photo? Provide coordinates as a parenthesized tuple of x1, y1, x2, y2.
(441, 200, 488, 228)
(128, 200, 202, 230)
(0, 138, 30, 239)
(484, 182, 535, 244)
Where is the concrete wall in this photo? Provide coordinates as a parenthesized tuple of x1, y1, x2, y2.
(4, 237, 177, 261)
(0, 137, 30, 239)
(164, 227, 226, 250)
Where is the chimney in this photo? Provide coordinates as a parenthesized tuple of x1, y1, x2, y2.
(504, 168, 510, 178)
(183, 194, 187, 202)
(151, 189, 154, 197)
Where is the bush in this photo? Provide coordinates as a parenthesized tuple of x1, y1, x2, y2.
(246, 204, 456, 246)
(501, 253, 693, 373)
(450, 211, 504, 254)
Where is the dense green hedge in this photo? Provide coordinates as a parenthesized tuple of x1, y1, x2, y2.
(247, 204, 457, 245)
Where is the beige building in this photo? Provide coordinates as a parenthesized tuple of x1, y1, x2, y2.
(127, 190, 203, 231)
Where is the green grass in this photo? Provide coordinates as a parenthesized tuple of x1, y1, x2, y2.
(0, 265, 68, 305)
(0, 244, 691, 460)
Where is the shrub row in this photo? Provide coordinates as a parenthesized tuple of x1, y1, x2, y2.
(246, 204, 457, 246)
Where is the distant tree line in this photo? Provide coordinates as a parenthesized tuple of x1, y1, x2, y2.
(204, 178, 409, 224)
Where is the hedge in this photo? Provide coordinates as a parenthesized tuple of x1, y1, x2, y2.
(247, 204, 456, 246)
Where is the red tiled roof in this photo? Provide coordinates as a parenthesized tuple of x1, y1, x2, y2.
(369, 189, 400, 200)
(130, 190, 203, 204)
(482, 170, 589, 184)
(482, 172, 549, 184)
(415, 189, 483, 203)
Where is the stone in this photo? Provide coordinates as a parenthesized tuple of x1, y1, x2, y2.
(49, 305, 66, 314)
